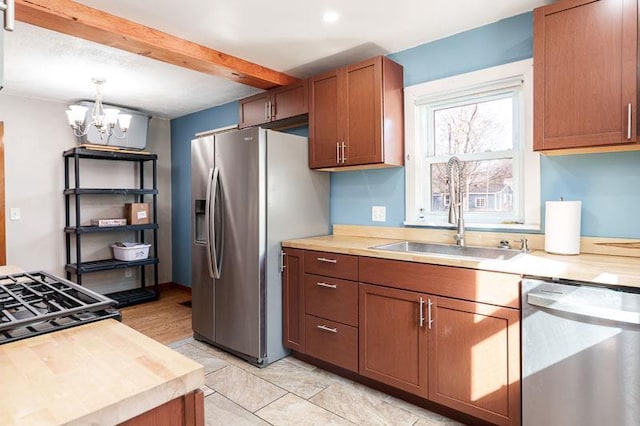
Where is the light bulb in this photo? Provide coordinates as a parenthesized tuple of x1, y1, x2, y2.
(118, 114, 132, 132)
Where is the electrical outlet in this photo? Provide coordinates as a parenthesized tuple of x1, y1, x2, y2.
(372, 206, 386, 222)
(10, 208, 20, 221)
(124, 269, 133, 278)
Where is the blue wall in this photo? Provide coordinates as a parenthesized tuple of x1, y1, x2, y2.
(171, 12, 640, 285)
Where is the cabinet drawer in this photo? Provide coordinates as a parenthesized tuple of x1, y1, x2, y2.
(304, 251, 358, 281)
(304, 274, 358, 326)
(305, 314, 358, 372)
(359, 257, 520, 309)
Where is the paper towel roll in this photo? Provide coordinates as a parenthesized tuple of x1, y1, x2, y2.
(545, 201, 581, 255)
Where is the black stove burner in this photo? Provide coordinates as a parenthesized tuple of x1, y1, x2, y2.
(0, 271, 120, 344)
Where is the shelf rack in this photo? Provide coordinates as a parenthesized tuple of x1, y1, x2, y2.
(63, 147, 160, 307)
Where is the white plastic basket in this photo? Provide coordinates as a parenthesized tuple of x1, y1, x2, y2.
(111, 243, 151, 261)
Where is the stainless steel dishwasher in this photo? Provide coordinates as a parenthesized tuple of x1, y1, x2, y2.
(522, 277, 640, 426)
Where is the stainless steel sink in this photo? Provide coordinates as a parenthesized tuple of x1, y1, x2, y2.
(370, 241, 523, 261)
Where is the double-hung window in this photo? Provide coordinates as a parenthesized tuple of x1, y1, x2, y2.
(404, 59, 540, 229)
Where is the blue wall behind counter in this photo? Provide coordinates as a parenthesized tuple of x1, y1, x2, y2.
(171, 12, 640, 286)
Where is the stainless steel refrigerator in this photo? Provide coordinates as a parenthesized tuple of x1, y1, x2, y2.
(191, 127, 329, 367)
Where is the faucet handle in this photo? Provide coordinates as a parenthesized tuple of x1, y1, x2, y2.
(518, 238, 529, 253)
(498, 240, 511, 249)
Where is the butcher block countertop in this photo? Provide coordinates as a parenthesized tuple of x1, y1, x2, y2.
(0, 319, 204, 425)
(282, 225, 640, 289)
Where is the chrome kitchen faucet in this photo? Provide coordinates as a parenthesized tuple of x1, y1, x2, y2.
(447, 156, 465, 246)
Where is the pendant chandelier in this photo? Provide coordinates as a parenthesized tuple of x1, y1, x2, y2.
(65, 78, 132, 140)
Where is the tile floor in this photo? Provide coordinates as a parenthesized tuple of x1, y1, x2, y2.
(168, 337, 463, 426)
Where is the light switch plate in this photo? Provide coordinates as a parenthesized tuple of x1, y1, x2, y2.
(372, 206, 386, 222)
(10, 208, 20, 221)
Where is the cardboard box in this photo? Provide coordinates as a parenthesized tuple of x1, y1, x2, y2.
(125, 203, 150, 225)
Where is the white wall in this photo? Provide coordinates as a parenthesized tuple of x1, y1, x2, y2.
(0, 93, 172, 293)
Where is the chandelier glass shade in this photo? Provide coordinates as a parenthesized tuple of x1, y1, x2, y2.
(65, 78, 132, 140)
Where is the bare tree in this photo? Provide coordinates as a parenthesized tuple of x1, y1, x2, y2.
(430, 99, 513, 212)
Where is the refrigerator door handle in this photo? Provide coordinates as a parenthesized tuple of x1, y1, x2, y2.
(204, 168, 216, 279)
(209, 166, 223, 279)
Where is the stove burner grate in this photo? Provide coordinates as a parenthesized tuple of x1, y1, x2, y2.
(0, 271, 120, 344)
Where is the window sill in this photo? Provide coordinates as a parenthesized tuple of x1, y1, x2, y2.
(403, 220, 542, 233)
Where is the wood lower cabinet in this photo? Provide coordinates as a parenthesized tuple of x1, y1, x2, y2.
(120, 389, 204, 426)
(533, 0, 638, 151)
(282, 248, 359, 370)
(428, 297, 520, 426)
(309, 56, 404, 170)
(282, 249, 521, 425)
(359, 283, 428, 397)
(239, 79, 308, 128)
(282, 248, 305, 352)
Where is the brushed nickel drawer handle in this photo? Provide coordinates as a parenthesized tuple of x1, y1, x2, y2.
(317, 325, 337, 333)
(317, 257, 337, 264)
(316, 282, 337, 289)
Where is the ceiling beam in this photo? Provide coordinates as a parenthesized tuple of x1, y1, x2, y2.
(14, 0, 299, 90)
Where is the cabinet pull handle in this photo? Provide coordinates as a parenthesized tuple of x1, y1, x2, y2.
(316, 282, 337, 289)
(419, 297, 425, 327)
(0, 0, 14, 31)
(317, 324, 337, 333)
(341, 142, 346, 164)
(279, 250, 286, 273)
(271, 100, 276, 119)
(317, 257, 337, 264)
(628, 103, 632, 140)
(336, 142, 340, 164)
(265, 102, 270, 121)
(427, 299, 433, 329)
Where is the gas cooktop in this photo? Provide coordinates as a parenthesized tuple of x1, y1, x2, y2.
(0, 271, 120, 344)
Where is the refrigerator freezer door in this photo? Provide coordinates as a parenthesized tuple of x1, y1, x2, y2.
(214, 127, 264, 361)
(191, 136, 215, 341)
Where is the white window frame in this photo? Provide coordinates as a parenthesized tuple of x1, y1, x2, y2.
(404, 59, 540, 230)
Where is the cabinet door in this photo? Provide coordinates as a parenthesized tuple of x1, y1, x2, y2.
(359, 283, 428, 398)
(239, 92, 271, 129)
(272, 79, 308, 121)
(428, 297, 520, 426)
(309, 69, 343, 168)
(344, 57, 383, 165)
(534, 0, 638, 150)
(282, 248, 304, 351)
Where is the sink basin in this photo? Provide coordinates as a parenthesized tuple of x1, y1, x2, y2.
(370, 241, 523, 261)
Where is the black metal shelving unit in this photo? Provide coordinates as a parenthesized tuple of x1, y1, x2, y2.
(63, 147, 160, 307)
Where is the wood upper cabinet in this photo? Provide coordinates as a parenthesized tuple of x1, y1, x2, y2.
(533, 0, 638, 151)
(309, 56, 404, 170)
(238, 79, 308, 128)
(282, 248, 304, 352)
(359, 283, 428, 397)
(428, 297, 520, 426)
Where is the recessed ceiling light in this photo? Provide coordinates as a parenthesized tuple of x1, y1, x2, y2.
(323, 10, 340, 23)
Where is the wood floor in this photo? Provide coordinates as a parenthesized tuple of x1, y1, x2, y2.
(120, 284, 193, 344)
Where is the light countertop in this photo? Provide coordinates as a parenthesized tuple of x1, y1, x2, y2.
(283, 229, 640, 289)
(0, 319, 204, 425)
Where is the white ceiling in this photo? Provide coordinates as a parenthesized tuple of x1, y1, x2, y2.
(2, 0, 550, 119)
